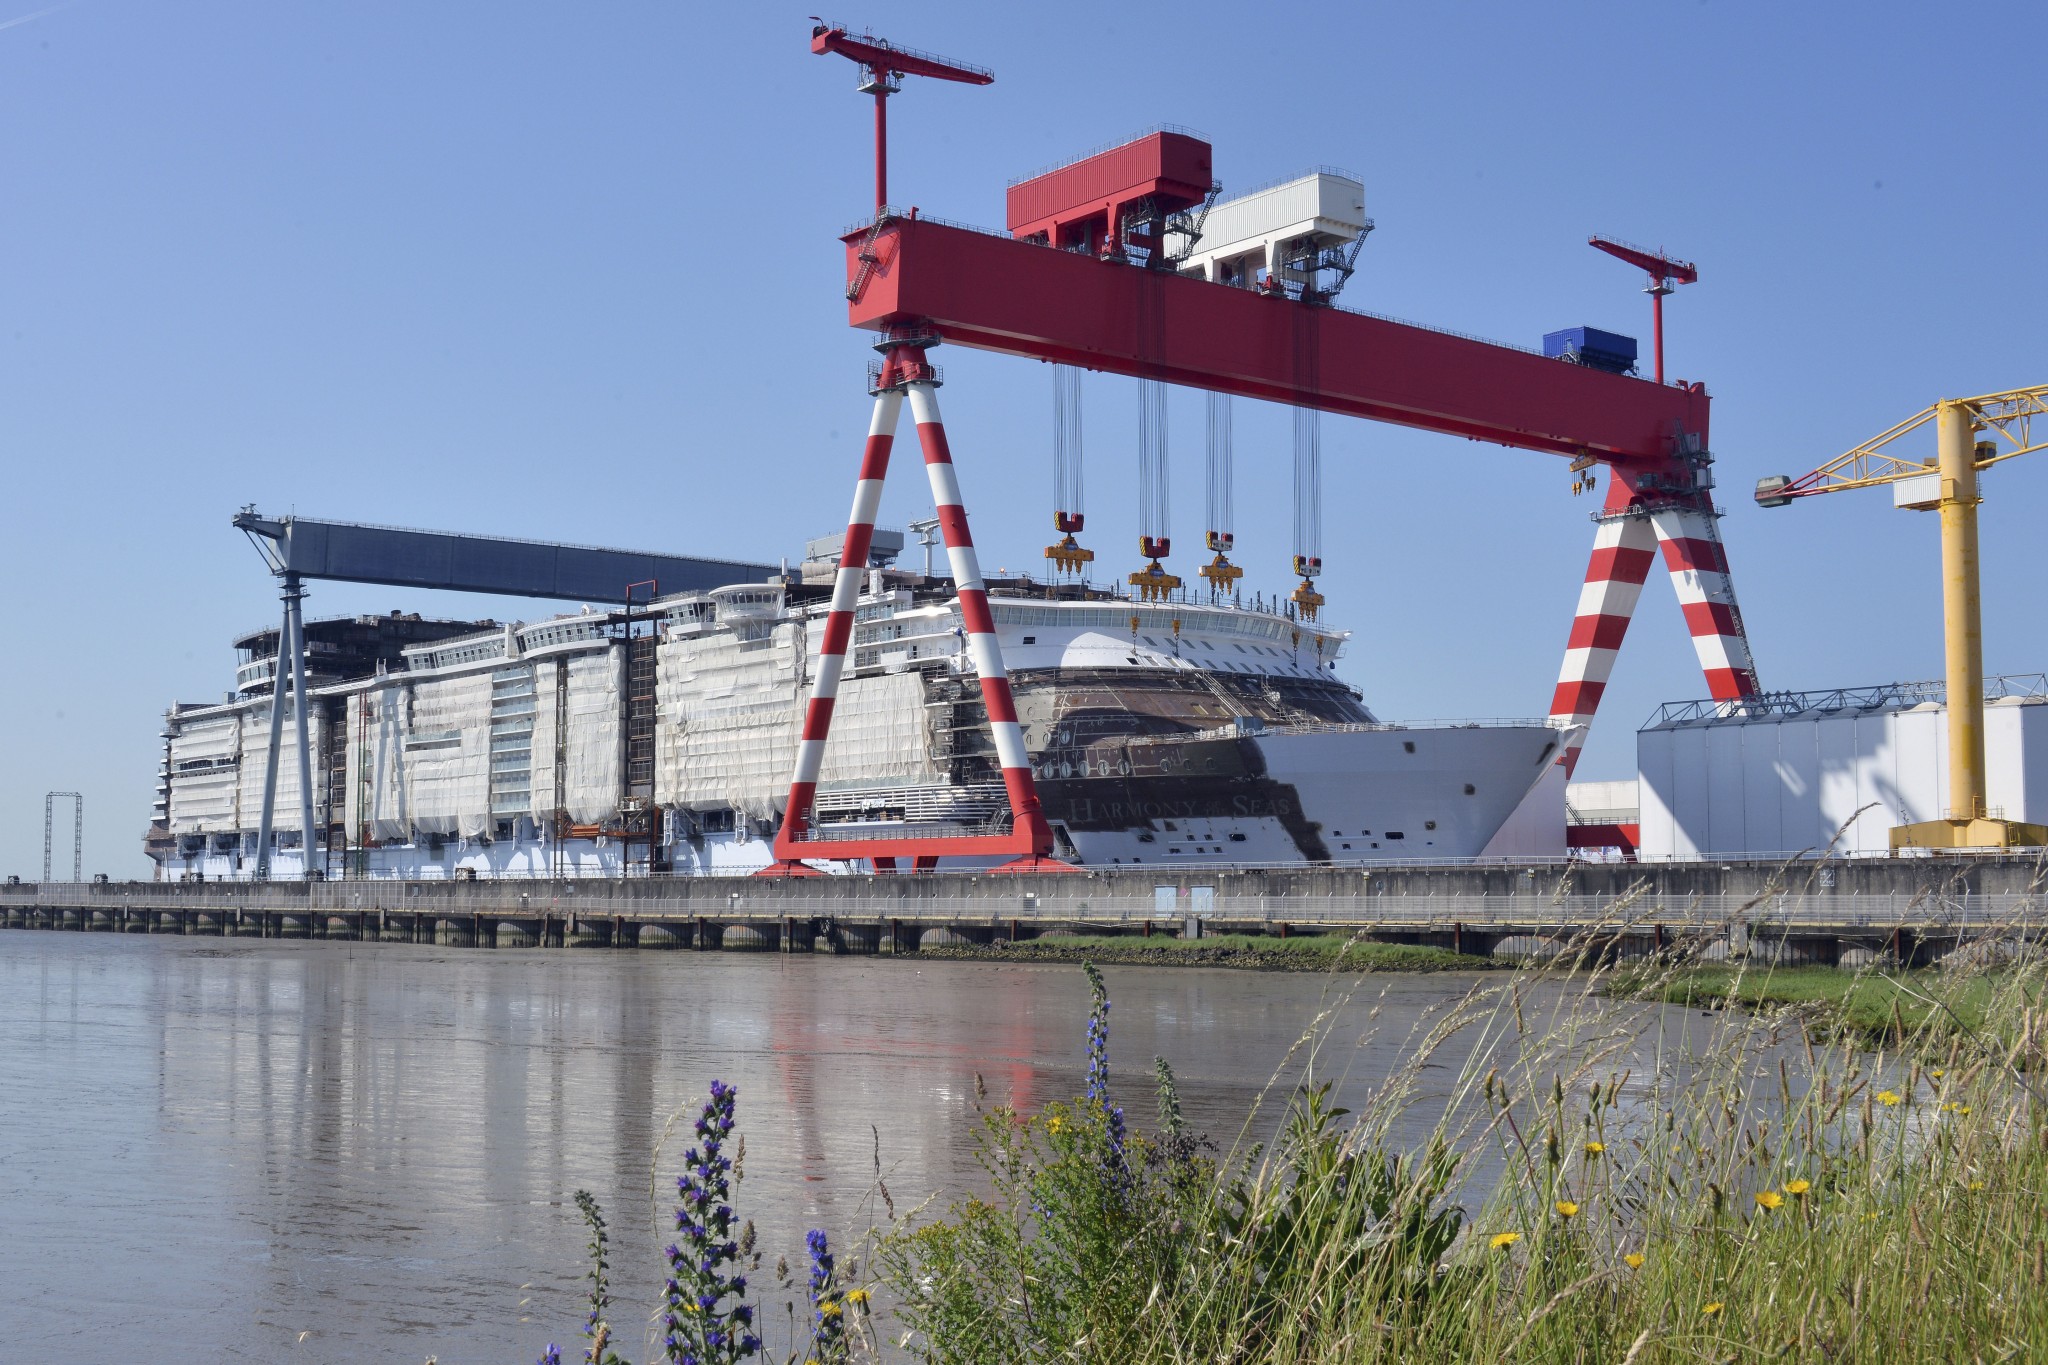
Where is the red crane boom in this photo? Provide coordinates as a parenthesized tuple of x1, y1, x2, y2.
(810, 22, 993, 211)
(1589, 235, 1698, 385)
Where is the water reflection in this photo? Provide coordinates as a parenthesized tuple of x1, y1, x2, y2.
(1, 934, 1714, 1363)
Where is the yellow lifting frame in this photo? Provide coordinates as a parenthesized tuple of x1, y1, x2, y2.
(1757, 385, 2048, 851)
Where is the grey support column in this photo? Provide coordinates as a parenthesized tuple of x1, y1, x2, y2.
(252, 577, 296, 881)
(286, 575, 317, 880)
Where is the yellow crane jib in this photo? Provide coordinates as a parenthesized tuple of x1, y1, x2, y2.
(1756, 385, 2048, 851)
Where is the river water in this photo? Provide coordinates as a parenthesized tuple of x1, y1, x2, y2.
(0, 933, 1690, 1363)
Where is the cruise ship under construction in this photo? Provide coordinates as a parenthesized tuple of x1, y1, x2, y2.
(147, 527, 1566, 881)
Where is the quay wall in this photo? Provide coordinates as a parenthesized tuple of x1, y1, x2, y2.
(4, 858, 2043, 944)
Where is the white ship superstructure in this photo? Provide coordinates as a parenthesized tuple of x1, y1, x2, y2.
(149, 547, 1566, 880)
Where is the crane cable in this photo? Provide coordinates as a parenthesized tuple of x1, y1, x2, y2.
(1290, 304, 1326, 624)
(1045, 365, 1093, 576)
(1138, 378, 1169, 549)
(1293, 406, 1321, 571)
(1199, 392, 1243, 598)
(1128, 377, 1181, 600)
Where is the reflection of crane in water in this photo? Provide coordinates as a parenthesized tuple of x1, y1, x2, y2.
(759, 953, 1068, 1213)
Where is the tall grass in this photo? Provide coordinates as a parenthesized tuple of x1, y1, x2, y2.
(873, 928, 2048, 1362)
(539, 905, 2048, 1363)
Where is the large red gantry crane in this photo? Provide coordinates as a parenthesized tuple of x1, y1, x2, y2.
(765, 23, 1760, 873)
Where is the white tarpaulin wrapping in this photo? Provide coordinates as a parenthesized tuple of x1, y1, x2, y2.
(656, 627, 802, 819)
(528, 657, 564, 821)
(231, 704, 324, 835)
(167, 713, 242, 833)
(563, 650, 621, 825)
(817, 672, 941, 790)
(349, 684, 414, 842)
(405, 671, 493, 837)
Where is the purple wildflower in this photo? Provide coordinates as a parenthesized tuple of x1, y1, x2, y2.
(1082, 962, 1132, 1194)
(805, 1228, 848, 1363)
(659, 1081, 759, 1364)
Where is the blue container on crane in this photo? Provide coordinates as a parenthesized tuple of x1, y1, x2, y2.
(1542, 326, 1638, 375)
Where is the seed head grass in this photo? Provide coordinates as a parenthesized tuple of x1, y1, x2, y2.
(870, 868, 2048, 1363)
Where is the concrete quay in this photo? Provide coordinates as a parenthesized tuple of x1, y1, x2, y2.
(5, 856, 2045, 966)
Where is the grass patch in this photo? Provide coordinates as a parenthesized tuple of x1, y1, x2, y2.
(918, 931, 1495, 973)
(1619, 961, 2018, 1042)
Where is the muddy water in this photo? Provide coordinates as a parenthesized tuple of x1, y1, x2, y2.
(0, 934, 1699, 1362)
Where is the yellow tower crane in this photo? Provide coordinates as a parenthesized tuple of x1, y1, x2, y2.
(1756, 385, 2048, 851)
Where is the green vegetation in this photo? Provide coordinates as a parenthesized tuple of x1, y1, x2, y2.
(871, 949, 2048, 1362)
(546, 930, 2048, 1362)
(916, 930, 1496, 973)
(1619, 960, 2024, 1042)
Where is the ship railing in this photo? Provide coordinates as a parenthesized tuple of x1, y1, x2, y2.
(1183, 717, 1562, 740)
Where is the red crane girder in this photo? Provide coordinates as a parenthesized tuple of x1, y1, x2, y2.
(808, 27, 993, 85)
(1588, 236, 1698, 286)
(843, 216, 1709, 467)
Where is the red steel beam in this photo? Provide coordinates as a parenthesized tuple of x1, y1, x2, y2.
(845, 217, 1708, 465)
(809, 28, 994, 85)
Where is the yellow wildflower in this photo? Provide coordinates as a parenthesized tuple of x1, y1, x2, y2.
(1623, 1252, 1645, 1269)
(1046, 1115, 1065, 1134)
(1584, 1141, 1606, 1156)
(1941, 1102, 1961, 1113)
(845, 1288, 870, 1306)
(1960, 1105, 1972, 1116)
(1784, 1179, 1811, 1197)
(1932, 1068, 1945, 1079)
(1755, 1190, 1785, 1211)
(1703, 1302, 1725, 1316)
(1968, 1180, 1986, 1192)
(1489, 1231, 1521, 1250)
(821, 1300, 843, 1319)
(1554, 1200, 1580, 1219)
(1877, 1090, 1903, 1106)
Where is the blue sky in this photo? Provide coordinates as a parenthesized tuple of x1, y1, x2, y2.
(4, 1, 2044, 877)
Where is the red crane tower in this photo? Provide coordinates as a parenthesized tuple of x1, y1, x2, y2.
(1588, 236, 1699, 386)
(766, 30, 1760, 874)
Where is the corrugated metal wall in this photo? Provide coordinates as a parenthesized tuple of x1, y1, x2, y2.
(1640, 698, 2045, 857)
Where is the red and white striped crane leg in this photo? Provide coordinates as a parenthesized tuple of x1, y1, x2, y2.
(776, 385, 905, 850)
(1549, 510, 1659, 777)
(1648, 503, 1761, 703)
(904, 380, 1057, 856)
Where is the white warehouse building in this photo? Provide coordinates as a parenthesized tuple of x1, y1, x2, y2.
(1637, 677, 2048, 859)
